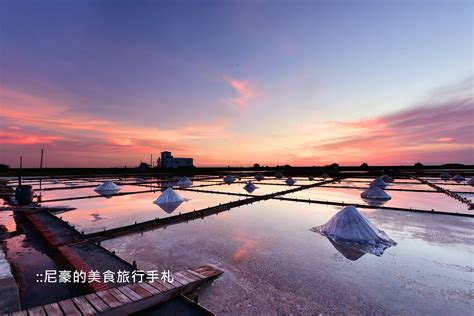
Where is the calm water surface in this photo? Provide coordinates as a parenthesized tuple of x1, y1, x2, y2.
(285, 186, 468, 213)
(44, 189, 243, 234)
(101, 199, 473, 314)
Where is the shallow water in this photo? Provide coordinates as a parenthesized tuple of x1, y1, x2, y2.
(195, 182, 298, 195)
(0, 210, 17, 232)
(1, 175, 473, 313)
(102, 199, 474, 314)
(44, 190, 243, 234)
(285, 186, 468, 213)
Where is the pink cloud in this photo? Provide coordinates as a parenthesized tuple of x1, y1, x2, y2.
(224, 76, 258, 107)
(0, 131, 64, 145)
(436, 137, 453, 142)
(0, 88, 229, 167)
(298, 95, 473, 165)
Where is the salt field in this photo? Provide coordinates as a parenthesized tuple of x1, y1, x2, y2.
(102, 200, 473, 314)
(0, 172, 473, 314)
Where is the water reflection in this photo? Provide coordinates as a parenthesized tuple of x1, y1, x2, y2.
(49, 190, 240, 234)
(327, 238, 366, 261)
(155, 201, 183, 214)
(362, 198, 388, 206)
(95, 190, 120, 199)
(90, 213, 106, 222)
(161, 181, 177, 190)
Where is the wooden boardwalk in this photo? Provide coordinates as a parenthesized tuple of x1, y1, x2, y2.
(411, 176, 472, 207)
(10, 265, 223, 316)
(0, 206, 75, 213)
(22, 212, 135, 293)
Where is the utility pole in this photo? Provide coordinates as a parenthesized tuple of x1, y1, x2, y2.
(19, 156, 22, 186)
(39, 149, 44, 190)
(40, 149, 44, 168)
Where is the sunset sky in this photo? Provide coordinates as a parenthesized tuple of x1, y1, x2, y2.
(0, 0, 472, 167)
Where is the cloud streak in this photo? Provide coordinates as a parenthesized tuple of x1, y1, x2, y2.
(0, 88, 228, 167)
(1, 76, 472, 167)
(295, 80, 473, 165)
(224, 76, 259, 107)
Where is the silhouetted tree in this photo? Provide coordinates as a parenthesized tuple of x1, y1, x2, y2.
(414, 162, 424, 168)
(361, 162, 368, 168)
(253, 163, 261, 169)
(138, 162, 151, 169)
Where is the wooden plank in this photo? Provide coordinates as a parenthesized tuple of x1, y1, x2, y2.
(128, 283, 153, 298)
(170, 273, 189, 286)
(156, 278, 179, 290)
(175, 271, 196, 283)
(71, 296, 98, 315)
(137, 282, 161, 295)
(26, 306, 46, 316)
(42, 302, 64, 316)
(193, 267, 208, 274)
(84, 293, 111, 313)
(146, 280, 169, 292)
(186, 269, 206, 280)
(108, 288, 133, 305)
(117, 285, 143, 301)
(194, 265, 223, 278)
(181, 270, 202, 282)
(9, 266, 225, 316)
(96, 290, 122, 309)
(58, 300, 81, 316)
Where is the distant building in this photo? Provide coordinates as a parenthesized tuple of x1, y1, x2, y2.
(160, 151, 194, 169)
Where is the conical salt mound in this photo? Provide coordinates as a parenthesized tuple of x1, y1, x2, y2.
(243, 181, 257, 193)
(452, 174, 465, 183)
(224, 175, 235, 184)
(313, 205, 396, 256)
(153, 187, 184, 204)
(308, 176, 315, 181)
(468, 178, 474, 186)
(285, 177, 296, 185)
(177, 176, 192, 187)
(255, 173, 264, 181)
(94, 181, 121, 193)
(275, 172, 283, 179)
(370, 178, 387, 188)
(321, 173, 329, 179)
(440, 172, 452, 180)
(381, 175, 393, 183)
(361, 186, 391, 200)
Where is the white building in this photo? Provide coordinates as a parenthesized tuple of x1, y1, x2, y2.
(160, 151, 194, 168)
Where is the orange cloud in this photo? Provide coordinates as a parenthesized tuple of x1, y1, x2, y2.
(0, 88, 229, 166)
(231, 232, 257, 262)
(294, 96, 473, 165)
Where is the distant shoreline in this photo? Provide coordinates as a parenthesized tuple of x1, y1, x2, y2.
(1, 164, 473, 177)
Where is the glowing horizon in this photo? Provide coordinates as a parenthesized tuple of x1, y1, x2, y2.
(0, 1, 472, 168)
